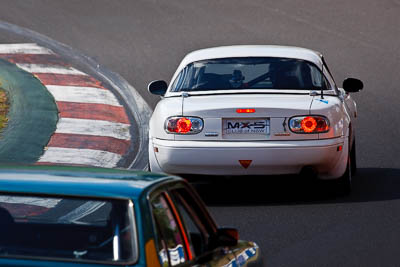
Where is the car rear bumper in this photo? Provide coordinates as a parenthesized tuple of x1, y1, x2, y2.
(149, 137, 348, 179)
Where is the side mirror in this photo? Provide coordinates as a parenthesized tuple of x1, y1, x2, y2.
(343, 78, 363, 93)
(215, 227, 239, 247)
(148, 80, 168, 96)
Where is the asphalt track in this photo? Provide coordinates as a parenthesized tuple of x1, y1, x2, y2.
(0, 1, 399, 266)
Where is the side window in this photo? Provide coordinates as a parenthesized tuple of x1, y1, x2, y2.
(171, 188, 212, 257)
(324, 76, 332, 90)
(152, 194, 187, 266)
(323, 68, 336, 91)
(309, 64, 331, 90)
(321, 58, 338, 91)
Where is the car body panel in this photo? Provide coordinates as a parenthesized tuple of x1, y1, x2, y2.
(150, 137, 347, 178)
(149, 96, 183, 141)
(181, 241, 261, 267)
(0, 166, 171, 201)
(309, 95, 350, 139)
(340, 88, 358, 146)
(182, 93, 313, 117)
(232, 241, 262, 267)
(178, 93, 315, 141)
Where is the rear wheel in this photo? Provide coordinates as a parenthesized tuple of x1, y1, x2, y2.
(335, 150, 352, 196)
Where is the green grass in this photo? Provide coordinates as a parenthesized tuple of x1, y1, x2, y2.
(0, 89, 9, 131)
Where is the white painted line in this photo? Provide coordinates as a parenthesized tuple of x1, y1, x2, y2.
(38, 147, 122, 168)
(56, 118, 131, 140)
(0, 196, 61, 208)
(46, 85, 122, 106)
(16, 63, 88, 76)
(0, 43, 53, 54)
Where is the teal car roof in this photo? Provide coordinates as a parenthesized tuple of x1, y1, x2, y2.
(0, 165, 177, 200)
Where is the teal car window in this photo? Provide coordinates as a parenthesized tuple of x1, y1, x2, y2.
(0, 194, 137, 264)
(152, 194, 187, 266)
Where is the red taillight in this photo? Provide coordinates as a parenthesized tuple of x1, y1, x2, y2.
(165, 117, 203, 134)
(316, 118, 329, 132)
(289, 116, 330, 133)
(301, 116, 317, 133)
(176, 118, 192, 133)
(236, 108, 255, 113)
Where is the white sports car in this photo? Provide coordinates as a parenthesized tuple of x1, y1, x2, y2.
(148, 45, 363, 194)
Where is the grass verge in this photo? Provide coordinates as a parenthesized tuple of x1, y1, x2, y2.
(0, 88, 9, 131)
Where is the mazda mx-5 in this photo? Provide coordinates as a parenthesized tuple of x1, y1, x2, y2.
(148, 45, 363, 194)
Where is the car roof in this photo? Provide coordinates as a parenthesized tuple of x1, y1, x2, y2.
(172, 45, 324, 82)
(0, 165, 177, 200)
(184, 45, 322, 65)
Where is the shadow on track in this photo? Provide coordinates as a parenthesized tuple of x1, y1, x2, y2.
(188, 168, 400, 206)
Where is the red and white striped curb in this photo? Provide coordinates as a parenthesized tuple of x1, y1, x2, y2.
(0, 195, 60, 217)
(0, 43, 131, 168)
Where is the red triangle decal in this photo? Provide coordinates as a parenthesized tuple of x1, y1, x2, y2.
(239, 160, 252, 169)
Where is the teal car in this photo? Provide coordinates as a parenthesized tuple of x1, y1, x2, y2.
(0, 166, 261, 267)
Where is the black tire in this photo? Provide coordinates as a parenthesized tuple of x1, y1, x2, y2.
(350, 139, 357, 176)
(335, 150, 352, 196)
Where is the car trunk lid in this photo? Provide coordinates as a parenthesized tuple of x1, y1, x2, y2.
(175, 94, 316, 141)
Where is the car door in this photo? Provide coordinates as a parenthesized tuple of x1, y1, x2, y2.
(150, 191, 189, 266)
(171, 184, 262, 267)
(150, 181, 261, 266)
(168, 185, 239, 267)
(150, 183, 238, 266)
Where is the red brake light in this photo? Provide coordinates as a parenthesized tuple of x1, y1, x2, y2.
(176, 118, 192, 133)
(165, 117, 203, 134)
(289, 116, 330, 133)
(236, 108, 255, 113)
(301, 117, 317, 133)
(316, 118, 329, 132)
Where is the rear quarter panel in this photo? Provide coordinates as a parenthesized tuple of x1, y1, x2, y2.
(310, 96, 351, 139)
(149, 97, 182, 140)
(341, 88, 357, 144)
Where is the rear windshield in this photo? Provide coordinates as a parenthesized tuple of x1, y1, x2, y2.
(0, 194, 137, 264)
(171, 57, 330, 92)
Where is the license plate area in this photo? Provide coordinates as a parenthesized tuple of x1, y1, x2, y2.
(222, 118, 270, 139)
